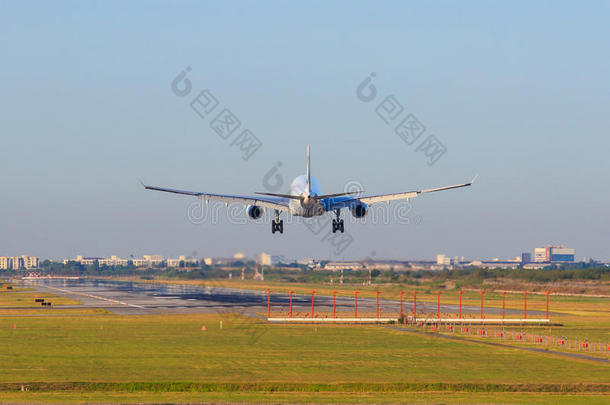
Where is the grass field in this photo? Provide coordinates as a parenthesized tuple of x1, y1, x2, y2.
(0, 288, 81, 307)
(0, 280, 608, 403)
(0, 312, 608, 403)
(86, 275, 610, 364)
(123, 276, 610, 345)
(1, 390, 609, 404)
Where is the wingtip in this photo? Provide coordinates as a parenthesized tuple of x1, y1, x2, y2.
(470, 174, 479, 184)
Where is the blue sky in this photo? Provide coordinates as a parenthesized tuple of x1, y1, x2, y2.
(1, 1, 609, 261)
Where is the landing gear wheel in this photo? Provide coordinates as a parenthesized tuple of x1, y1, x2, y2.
(272, 219, 284, 234)
(332, 219, 345, 233)
(332, 209, 345, 233)
(271, 210, 283, 234)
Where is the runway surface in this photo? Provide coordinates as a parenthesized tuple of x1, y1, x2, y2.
(16, 278, 554, 318)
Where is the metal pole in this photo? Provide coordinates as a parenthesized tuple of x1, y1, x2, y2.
(458, 291, 462, 319)
(524, 291, 527, 319)
(332, 291, 337, 318)
(502, 291, 506, 319)
(413, 291, 417, 322)
(546, 290, 549, 319)
(354, 291, 359, 318)
(289, 291, 293, 318)
(480, 291, 484, 319)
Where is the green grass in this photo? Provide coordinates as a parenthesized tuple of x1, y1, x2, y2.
(0, 289, 81, 307)
(0, 314, 608, 385)
(1, 292, 608, 404)
(1, 390, 609, 404)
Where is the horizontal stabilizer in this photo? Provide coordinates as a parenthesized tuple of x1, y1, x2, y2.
(254, 192, 304, 200)
(313, 191, 363, 200)
(255, 191, 362, 201)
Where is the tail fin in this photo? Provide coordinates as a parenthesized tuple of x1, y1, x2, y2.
(306, 144, 311, 196)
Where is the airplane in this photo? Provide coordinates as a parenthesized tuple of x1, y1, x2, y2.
(141, 145, 474, 234)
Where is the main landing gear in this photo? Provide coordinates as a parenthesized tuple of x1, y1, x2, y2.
(271, 210, 283, 234)
(332, 209, 344, 233)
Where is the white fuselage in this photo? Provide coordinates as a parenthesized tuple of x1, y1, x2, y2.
(288, 175, 324, 217)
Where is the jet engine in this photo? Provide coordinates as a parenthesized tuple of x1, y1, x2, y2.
(350, 203, 368, 218)
(247, 205, 265, 220)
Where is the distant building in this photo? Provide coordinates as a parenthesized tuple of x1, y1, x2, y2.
(233, 252, 245, 260)
(362, 260, 410, 271)
(143, 255, 164, 265)
(258, 254, 293, 266)
(65, 254, 173, 268)
(131, 255, 165, 267)
(521, 252, 532, 264)
(11, 256, 24, 270)
(208, 257, 244, 266)
(550, 247, 575, 262)
(64, 256, 103, 266)
(167, 255, 198, 268)
(523, 262, 549, 270)
(534, 248, 548, 262)
(324, 261, 364, 271)
(436, 254, 451, 266)
(99, 256, 129, 266)
(466, 260, 520, 269)
(167, 256, 185, 267)
(259, 252, 271, 266)
(534, 245, 575, 263)
(296, 258, 317, 267)
(0, 255, 39, 270)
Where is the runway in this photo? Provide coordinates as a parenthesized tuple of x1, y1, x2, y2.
(16, 279, 555, 318)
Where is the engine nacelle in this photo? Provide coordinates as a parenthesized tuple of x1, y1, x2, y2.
(247, 205, 265, 220)
(350, 203, 368, 218)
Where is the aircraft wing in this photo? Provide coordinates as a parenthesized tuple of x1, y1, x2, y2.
(141, 182, 291, 212)
(325, 178, 475, 211)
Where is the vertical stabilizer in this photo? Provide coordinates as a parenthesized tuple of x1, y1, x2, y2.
(306, 144, 311, 196)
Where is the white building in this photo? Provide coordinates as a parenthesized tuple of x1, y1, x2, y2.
(167, 255, 198, 268)
(436, 254, 451, 266)
(64, 256, 103, 266)
(259, 252, 271, 266)
(132, 255, 165, 268)
(143, 255, 164, 265)
(324, 261, 365, 271)
(258, 253, 291, 266)
(534, 245, 575, 263)
(0, 255, 39, 270)
(534, 247, 548, 262)
(99, 256, 129, 266)
(11, 256, 24, 270)
(23, 256, 39, 269)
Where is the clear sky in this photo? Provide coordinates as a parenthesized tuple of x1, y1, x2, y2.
(1, 1, 609, 261)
